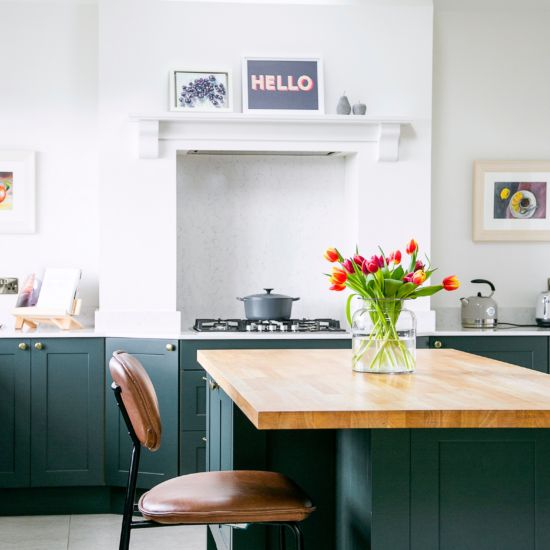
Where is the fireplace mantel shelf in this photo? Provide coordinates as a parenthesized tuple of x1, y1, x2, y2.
(128, 112, 413, 161)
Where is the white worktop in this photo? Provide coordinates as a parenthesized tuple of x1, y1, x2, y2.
(1, 323, 549, 339)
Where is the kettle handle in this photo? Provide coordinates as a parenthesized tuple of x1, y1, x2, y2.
(236, 297, 245, 301)
(292, 297, 300, 302)
(471, 279, 495, 297)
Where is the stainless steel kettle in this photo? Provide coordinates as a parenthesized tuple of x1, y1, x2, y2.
(460, 279, 498, 328)
(536, 279, 550, 327)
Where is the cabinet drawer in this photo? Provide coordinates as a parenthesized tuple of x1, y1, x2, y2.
(180, 431, 206, 475)
(180, 371, 207, 431)
(429, 336, 548, 373)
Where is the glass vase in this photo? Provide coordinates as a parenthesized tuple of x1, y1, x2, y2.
(351, 299, 416, 374)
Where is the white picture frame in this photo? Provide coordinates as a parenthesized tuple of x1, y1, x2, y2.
(170, 69, 233, 112)
(242, 55, 325, 115)
(0, 150, 36, 234)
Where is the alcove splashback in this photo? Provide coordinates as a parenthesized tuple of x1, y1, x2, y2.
(177, 153, 346, 328)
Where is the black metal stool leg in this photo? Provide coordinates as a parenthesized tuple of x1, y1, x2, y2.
(289, 522, 303, 550)
(279, 524, 286, 550)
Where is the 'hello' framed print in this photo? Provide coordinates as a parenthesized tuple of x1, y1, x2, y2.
(242, 55, 324, 115)
(473, 160, 550, 241)
(0, 150, 35, 234)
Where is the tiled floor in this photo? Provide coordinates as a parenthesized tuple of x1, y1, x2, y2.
(0, 514, 207, 550)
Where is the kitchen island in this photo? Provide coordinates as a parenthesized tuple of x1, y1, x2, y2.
(198, 349, 550, 550)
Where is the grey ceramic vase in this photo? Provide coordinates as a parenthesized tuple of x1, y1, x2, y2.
(353, 102, 367, 115)
(337, 93, 351, 115)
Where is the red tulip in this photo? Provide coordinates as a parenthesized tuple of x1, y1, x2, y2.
(323, 247, 339, 262)
(331, 267, 347, 284)
(361, 260, 368, 275)
(443, 275, 460, 291)
(412, 270, 426, 285)
(329, 283, 346, 291)
(389, 250, 402, 265)
(342, 259, 355, 274)
(353, 254, 365, 266)
(366, 259, 379, 273)
(406, 239, 417, 255)
(403, 271, 414, 283)
(415, 260, 424, 271)
(376, 255, 385, 268)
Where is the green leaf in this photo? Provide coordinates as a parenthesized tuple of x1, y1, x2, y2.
(397, 282, 417, 298)
(380, 267, 390, 278)
(346, 293, 358, 326)
(335, 248, 344, 262)
(378, 246, 388, 269)
(384, 279, 403, 297)
(413, 285, 443, 297)
(391, 265, 404, 280)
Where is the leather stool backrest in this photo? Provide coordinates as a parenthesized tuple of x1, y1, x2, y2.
(109, 350, 162, 451)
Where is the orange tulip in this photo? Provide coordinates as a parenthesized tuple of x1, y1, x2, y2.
(443, 275, 460, 291)
(389, 250, 402, 265)
(323, 247, 339, 262)
(405, 239, 417, 255)
(331, 267, 347, 284)
(329, 283, 346, 291)
(412, 270, 426, 285)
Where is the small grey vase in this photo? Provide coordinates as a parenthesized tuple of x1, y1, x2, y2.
(337, 92, 351, 115)
(352, 102, 367, 115)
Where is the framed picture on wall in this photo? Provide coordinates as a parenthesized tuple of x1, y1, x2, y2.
(473, 160, 550, 241)
(170, 69, 233, 112)
(242, 55, 324, 115)
(0, 150, 35, 234)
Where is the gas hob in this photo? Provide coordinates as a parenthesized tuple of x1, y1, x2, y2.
(193, 318, 346, 333)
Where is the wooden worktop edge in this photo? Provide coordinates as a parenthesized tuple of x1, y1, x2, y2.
(197, 350, 261, 428)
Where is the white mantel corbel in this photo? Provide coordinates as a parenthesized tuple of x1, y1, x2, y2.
(129, 113, 412, 161)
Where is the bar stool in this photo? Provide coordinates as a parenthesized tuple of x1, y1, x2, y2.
(109, 350, 315, 550)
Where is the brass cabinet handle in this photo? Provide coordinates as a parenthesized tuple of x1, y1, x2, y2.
(434, 341, 442, 349)
(209, 379, 219, 391)
(166, 344, 175, 351)
(35, 342, 43, 350)
(19, 343, 27, 350)
(202, 376, 207, 381)
(202, 437, 207, 442)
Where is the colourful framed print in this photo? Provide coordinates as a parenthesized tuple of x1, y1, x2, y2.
(473, 160, 550, 241)
(0, 150, 35, 234)
(170, 69, 233, 112)
(242, 55, 324, 115)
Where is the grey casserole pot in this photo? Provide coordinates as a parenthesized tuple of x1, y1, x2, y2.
(237, 288, 300, 320)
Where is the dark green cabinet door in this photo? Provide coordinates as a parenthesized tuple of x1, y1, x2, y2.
(0, 339, 31, 488)
(180, 432, 206, 476)
(429, 336, 548, 372)
(410, 429, 550, 550)
(30, 338, 104, 487)
(105, 338, 179, 489)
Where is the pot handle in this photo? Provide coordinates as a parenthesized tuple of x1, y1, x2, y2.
(236, 297, 245, 301)
(292, 297, 300, 301)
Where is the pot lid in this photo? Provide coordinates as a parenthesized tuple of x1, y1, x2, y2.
(242, 288, 293, 300)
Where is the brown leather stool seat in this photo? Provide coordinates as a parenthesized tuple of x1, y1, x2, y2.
(138, 470, 315, 525)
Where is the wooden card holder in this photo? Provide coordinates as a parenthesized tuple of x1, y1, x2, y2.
(12, 299, 84, 330)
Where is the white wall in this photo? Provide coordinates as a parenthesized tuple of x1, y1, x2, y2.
(432, 4, 550, 308)
(0, 1, 99, 321)
(98, 0, 434, 330)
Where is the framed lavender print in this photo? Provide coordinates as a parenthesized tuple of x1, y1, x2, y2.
(473, 160, 550, 241)
(0, 150, 35, 234)
(242, 55, 324, 114)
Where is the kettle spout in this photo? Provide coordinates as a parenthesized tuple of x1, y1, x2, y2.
(460, 298, 469, 307)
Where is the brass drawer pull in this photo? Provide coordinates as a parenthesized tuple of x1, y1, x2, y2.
(19, 343, 27, 350)
(166, 344, 175, 351)
(209, 379, 219, 391)
(202, 376, 207, 381)
(35, 342, 43, 350)
(434, 341, 442, 349)
(202, 437, 207, 442)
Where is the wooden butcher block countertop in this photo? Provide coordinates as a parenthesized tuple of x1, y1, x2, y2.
(197, 349, 550, 430)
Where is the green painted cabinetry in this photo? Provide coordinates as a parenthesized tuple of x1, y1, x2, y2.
(0, 338, 104, 489)
(105, 338, 179, 489)
(0, 339, 31, 488)
(428, 336, 549, 372)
